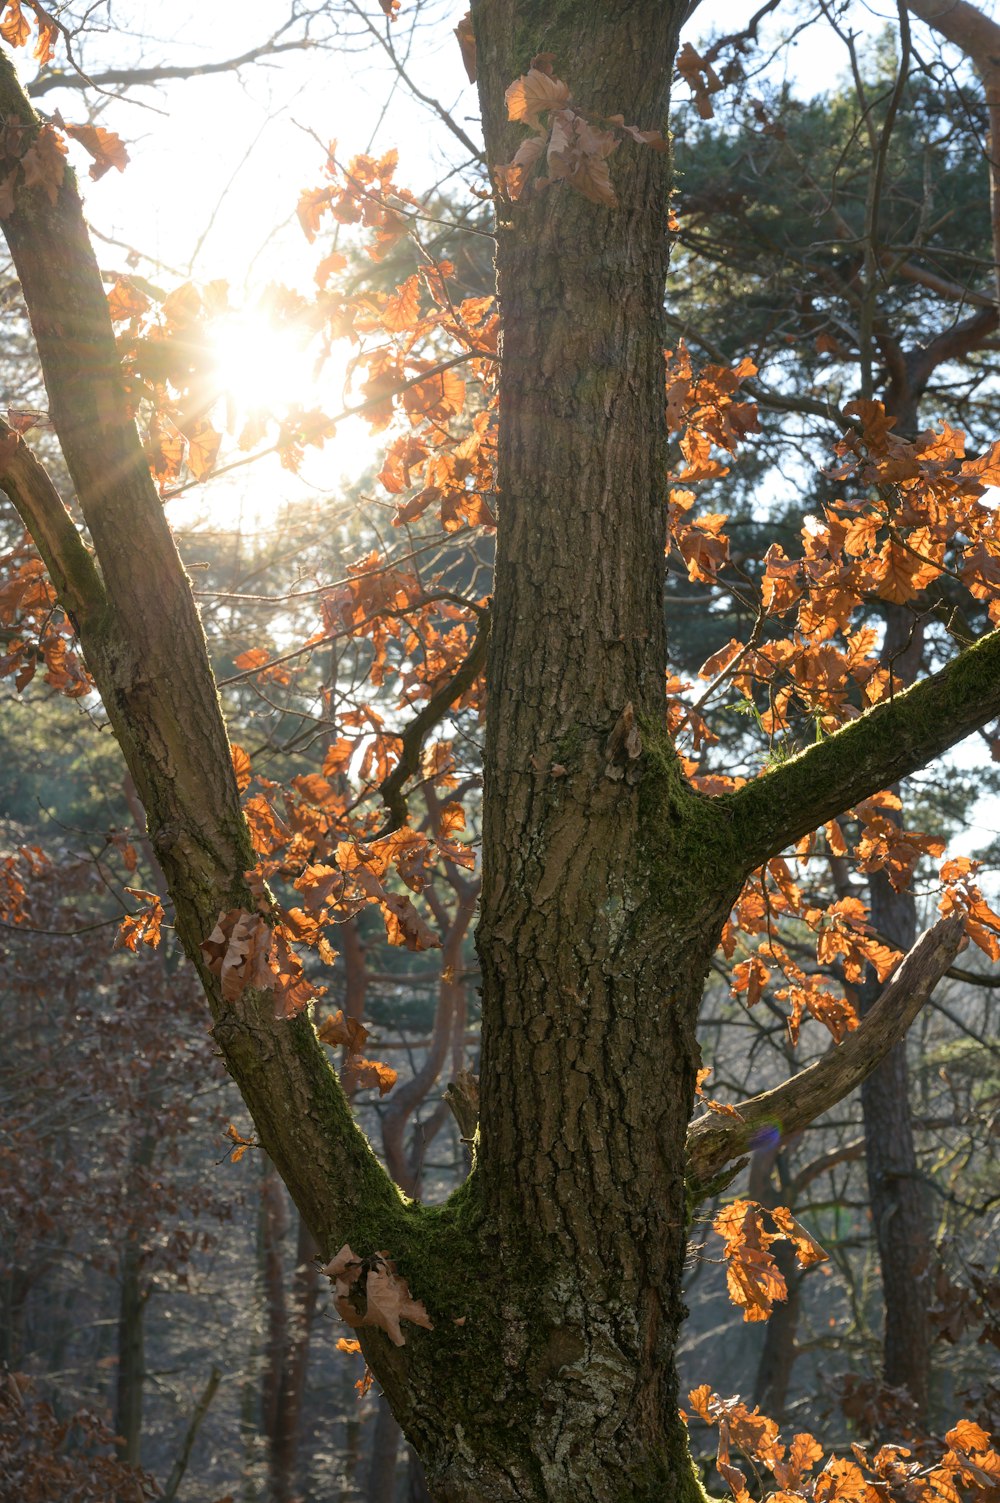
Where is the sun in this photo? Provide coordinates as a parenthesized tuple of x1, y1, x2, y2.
(207, 308, 319, 418)
(167, 306, 377, 533)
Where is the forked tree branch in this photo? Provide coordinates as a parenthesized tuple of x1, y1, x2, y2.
(685, 914, 965, 1194)
(0, 418, 105, 627)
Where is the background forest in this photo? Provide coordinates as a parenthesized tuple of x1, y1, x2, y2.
(0, 1, 999, 1500)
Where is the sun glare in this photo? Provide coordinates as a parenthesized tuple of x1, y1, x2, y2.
(208, 311, 318, 417)
(167, 308, 376, 534)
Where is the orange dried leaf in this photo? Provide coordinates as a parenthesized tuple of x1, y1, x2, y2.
(317, 1008, 369, 1052)
(20, 123, 66, 204)
(0, 2, 30, 48)
(63, 122, 128, 180)
(231, 743, 252, 793)
(350, 1056, 399, 1096)
(115, 889, 165, 952)
(505, 68, 570, 127)
(454, 11, 476, 82)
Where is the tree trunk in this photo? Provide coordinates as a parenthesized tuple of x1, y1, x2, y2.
(366, 1395, 400, 1503)
(115, 1128, 155, 1466)
(261, 1165, 319, 1503)
(857, 363, 932, 1415)
(860, 861, 932, 1420)
(444, 5, 714, 1497)
(115, 1232, 145, 1468)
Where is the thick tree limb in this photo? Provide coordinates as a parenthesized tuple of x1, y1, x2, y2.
(720, 626, 1000, 872)
(0, 418, 105, 627)
(686, 914, 965, 1194)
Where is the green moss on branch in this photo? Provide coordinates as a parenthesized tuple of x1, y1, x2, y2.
(719, 627, 1000, 873)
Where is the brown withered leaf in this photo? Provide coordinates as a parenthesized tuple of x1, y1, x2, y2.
(676, 41, 723, 119)
(231, 742, 252, 793)
(714, 1200, 828, 1323)
(617, 121, 668, 152)
(268, 925, 324, 1019)
(770, 1206, 829, 1268)
(31, 5, 57, 65)
(317, 1008, 370, 1053)
(321, 1246, 432, 1347)
(547, 109, 619, 207)
(380, 273, 420, 333)
(714, 1201, 787, 1323)
(20, 124, 66, 204)
(381, 890, 441, 951)
(115, 889, 164, 952)
(0, 1, 30, 47)
(364, 1258, 433, 1345)
(494, 133, 545, 202)
(454, 11, 476, 82)
(200, 908, 273, 1003)
(63, 122, 128, 180)
(505, 68, 570, 127)
(349, 1057, 398, 1096)
(224, 1123, 257, 1163)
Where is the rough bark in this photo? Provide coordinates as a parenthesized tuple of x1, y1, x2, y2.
(470, 4, 712, 1497)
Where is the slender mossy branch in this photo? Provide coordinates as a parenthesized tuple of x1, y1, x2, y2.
(685, 915, 964, 1198)
(0, 419, 106, 627)
(720, 628, 1000, 874)
(376, 605, 491, 837)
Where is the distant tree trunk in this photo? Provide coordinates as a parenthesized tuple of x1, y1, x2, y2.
(366, 1394, 399, 1503)
(115, 1232, 145, 1467)
(749, 1143, 802, 1419)
(115, 1128, 155, 1466)
(857, 356, 932, 1416)
(261, 1163, 319, 1502)
(861, 854, 932, 1419)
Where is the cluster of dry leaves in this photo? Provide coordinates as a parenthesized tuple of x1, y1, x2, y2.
(712, 1199, 828, 1323)
(496, 55, 667, 208)
(321, 1244, 432, 1347)
(687, 1387, 1000, 1503)
(0, 34, 127, 219)
(659, 344, 1000, 1041)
